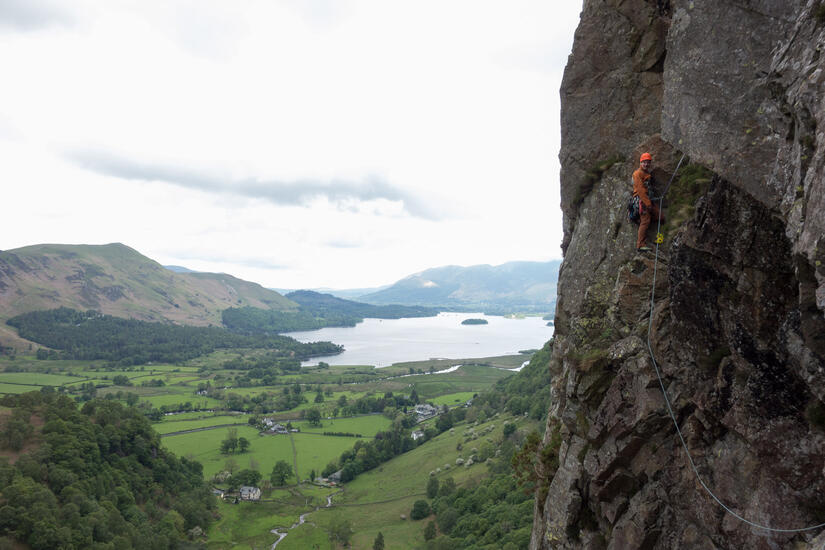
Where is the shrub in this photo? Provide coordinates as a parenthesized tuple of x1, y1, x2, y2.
(410, 500, 431, 520)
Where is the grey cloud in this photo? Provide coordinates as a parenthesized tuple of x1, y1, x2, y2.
(0, 0, 75, 31)
(69, 149, 441, 220)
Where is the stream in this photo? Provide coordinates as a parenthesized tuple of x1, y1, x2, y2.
(270, 492, 339, 548)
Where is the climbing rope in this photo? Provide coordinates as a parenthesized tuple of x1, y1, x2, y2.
(645, 152, 825, 534)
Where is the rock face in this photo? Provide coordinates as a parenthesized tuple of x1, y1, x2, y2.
(532, 1, 825, 549)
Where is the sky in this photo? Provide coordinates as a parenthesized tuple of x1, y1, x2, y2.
(0, 0, 581, 289)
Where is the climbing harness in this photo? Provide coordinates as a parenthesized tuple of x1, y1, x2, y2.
(646, 152, 825, 533)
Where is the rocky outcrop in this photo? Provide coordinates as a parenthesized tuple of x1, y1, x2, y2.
(533, 1, 825, 549)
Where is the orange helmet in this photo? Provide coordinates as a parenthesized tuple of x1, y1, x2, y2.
(640, 152, 653, 162)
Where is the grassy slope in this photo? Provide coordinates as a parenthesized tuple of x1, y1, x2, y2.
(281, 413, 539, 550)
(0, 243, 297, 348)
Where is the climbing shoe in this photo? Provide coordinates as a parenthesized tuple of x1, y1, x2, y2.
(637, 246, 652, 252)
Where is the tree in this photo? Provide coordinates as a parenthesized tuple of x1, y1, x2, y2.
(438, 477, 456, 498)
(220, 428, 239, 454)
(1, 411, 33, 451)
(436, 507, 459, 534)
(373, 531, 385, 550)
(435, 411, 453, 432)
(112, 375, 131, 386)
(424, 520, 437, 541)
(410, 500, 430, 520)
(229, 469, 261, 490)
(224, 458, 239, 475)
(220, 439, 236, 454)
(270, 460, 293, 486)
(426, 476, 439, 499)
(306, 408, 322, 427)
(329, 518, 352, 547)
(503, 422, 516, 438)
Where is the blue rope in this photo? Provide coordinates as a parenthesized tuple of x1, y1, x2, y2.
(645, 153, 825, 534)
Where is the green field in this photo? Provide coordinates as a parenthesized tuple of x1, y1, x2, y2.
(0, 383, 42, 394)
(431, 392, 476, 407)
(161, 424, 374, 482)
(154, 415, 251, 435)
(157, 410, 230, 421)
(140, 393, 222, 409)
(0, 372, 82, 386)
(163, 426, 295, 481)
(293, 414, 391, 436)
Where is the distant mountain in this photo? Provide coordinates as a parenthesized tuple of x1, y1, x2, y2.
(286, 290, 438, 319)
(0, 243, 297, 348)
(164, 264, 198, 273)
(358, 260, 561, 313)
(272, 286, 389, 300)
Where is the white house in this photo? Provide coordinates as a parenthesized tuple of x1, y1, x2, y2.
(239, 486, 261, 501)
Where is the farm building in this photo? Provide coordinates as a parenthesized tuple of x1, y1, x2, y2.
(413, 403, 439, 421)
(239, 486, 261, 501)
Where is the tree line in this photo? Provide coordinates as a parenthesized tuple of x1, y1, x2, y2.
(222, 290, 438, 334)
(7, 307, 341, 365)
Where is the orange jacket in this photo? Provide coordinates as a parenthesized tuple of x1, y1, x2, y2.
(632, 168, 652, 207)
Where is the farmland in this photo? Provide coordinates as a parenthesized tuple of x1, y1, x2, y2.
(211, 412, 542, 550)
(0, 346, 543, 549)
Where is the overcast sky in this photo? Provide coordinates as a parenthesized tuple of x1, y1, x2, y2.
(0, 0, 581, 289)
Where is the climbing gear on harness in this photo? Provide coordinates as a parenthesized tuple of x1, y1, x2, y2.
(627, 195, 641, 224)
(646, 152, 825, 533)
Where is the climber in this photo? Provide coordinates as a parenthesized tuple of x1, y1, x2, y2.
(633, 152, 664, 252)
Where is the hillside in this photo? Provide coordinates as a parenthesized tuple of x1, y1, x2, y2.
(0, 243, 297, 349)
(0, 392, 215, 548)
(531, 2, 825, 549)
(286, 290, 438, 319)
(358, 260, 561, 313)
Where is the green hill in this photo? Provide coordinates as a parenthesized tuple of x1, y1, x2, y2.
(0, 243, 297, 349)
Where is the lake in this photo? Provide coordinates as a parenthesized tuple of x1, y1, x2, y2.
(287, 312, 554, 367)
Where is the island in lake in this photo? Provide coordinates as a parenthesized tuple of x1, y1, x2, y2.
(461, 318, 489, 325)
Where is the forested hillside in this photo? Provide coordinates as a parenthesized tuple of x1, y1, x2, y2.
(7, 307, 341, 366)
(222, 290, 438, 333)
(0, 392, 215, 549)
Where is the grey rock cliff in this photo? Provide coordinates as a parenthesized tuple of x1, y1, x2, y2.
(533, 1, 825, 549)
